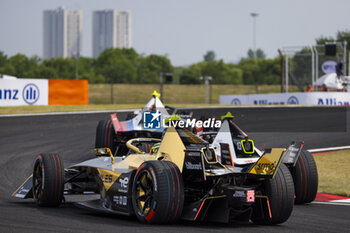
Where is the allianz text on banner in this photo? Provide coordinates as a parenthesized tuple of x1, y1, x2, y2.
(0, 79, 48, 106)
(220, 93, 350, 106)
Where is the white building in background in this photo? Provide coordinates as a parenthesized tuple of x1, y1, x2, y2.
(92, 10, 132, 58)
(43, 7, 82, 59)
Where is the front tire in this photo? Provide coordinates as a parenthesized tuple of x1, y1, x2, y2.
(95, 119, 116, 155)
(291, 150, 318, 204)
(132, 161, 184, 224)
(32, 154, 64, 207)
(252, 163, 295, 225)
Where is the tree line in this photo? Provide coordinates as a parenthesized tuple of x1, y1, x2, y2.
(0, 48, 281, 85)
(0, 30, 349, 85)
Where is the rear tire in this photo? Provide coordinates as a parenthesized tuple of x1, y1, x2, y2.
(95, 119, 116, 155)
(292, 150, 318, 204)
(32, 154, 64, 207)
(252, 163, 294, 225)
(132, 161, 184, 224)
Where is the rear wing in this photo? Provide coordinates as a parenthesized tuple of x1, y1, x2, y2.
(282, 141, 304, 166)
(247, 141, 304, 178)
(247, 148, 286, 178)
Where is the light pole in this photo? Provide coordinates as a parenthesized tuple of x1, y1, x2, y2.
(159, 72, 173, 101)
(74, 51, 79, 80)
(250, 12, 259, 58)
(200, 76, 212, 104)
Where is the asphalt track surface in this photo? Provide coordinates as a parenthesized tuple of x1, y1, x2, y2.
(0, 106, 349, 233)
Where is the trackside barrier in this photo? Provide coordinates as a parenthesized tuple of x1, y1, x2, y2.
(220, 92, 350, 106)
(0, 79, 49, 106)
(49, 79, 88, 105)
(0, 78, 88, 106)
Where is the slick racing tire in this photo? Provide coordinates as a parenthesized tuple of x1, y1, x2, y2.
(291, 150, 318, 204)
(32, 154, 64, 207)
(132, 161, 184, 224)
(252, 163, 294, 225)
(95, 119, 116, 155)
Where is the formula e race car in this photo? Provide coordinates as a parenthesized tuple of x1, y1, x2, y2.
(13, 119, 296, 225)
(199, 112, 319, 204)
(96, 91, 318, 205)
(95, 91, 192, 157)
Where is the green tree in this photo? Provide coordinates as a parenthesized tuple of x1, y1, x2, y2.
(316, 36, 335, 45)
(179, 63, 203, 84)
(95, 48, 138, 68)
(42, 57, 76, 78)
(0, 51, 7, 68)
(0, 63, 16, 76)
(86, 73, 106, 84)
(336, 30, 350, 50)
(239, 58, 260, 85)
(95, 48, 139, 83)
(104, 59, 137, 83)
(247, 49, 255, 58)
(202, 60, 242, 84)
(247, 48, 266, 59)
(6, 53, 39, 78)
(256, 49, 266, 59)
(25, 66, 58, 79)
(137, 55, 173, 83)
(180, 61, 243, 84)
(259, 57, 281, 84)
(203, 50, 216, 62)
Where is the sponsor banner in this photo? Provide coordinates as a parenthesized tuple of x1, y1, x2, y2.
(220, 92, 350, 106)
(0, 79, 48, 106)
(48, 79, 88, 105)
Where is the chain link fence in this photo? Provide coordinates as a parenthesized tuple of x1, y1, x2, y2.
(280, 42, 347, 92)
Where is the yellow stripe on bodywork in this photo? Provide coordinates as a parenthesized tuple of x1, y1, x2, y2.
(12, 174, 33, 197)
(97, 168, 122, 191)
(155, 127, 186, 172)
(249, 148, 286, 177)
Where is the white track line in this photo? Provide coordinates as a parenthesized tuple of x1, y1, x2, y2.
(308, 146, 350, 153)
(181, 104, 324, 109)
(0, 104, 335, 117)
(330, 199, 350, 203)
(0, 109, 138, 118)
(313, 201, 350, 206)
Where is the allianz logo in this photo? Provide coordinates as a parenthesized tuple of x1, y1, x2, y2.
(254, 96, 299, 105)
(317, 98, 350, 106)
(253, 100, 285, 105)
(0, 83, 40, 105)
(0, 89, 19, 100)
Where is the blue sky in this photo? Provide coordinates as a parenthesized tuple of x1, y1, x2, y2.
(0, 0, 349, 66)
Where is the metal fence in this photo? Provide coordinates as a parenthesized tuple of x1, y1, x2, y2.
(279, 42, 347, 92)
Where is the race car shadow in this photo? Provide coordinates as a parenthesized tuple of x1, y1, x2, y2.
(8, 200, 289, 232)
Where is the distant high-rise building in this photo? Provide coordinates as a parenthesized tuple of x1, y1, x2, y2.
(92, 10, 132, 58)
(43, 7, 82, 59)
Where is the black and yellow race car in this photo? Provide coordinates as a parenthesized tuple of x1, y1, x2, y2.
(94, 91, 317, 207)
(13, 116, 296, 225)
(201, 112, 318, 205)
